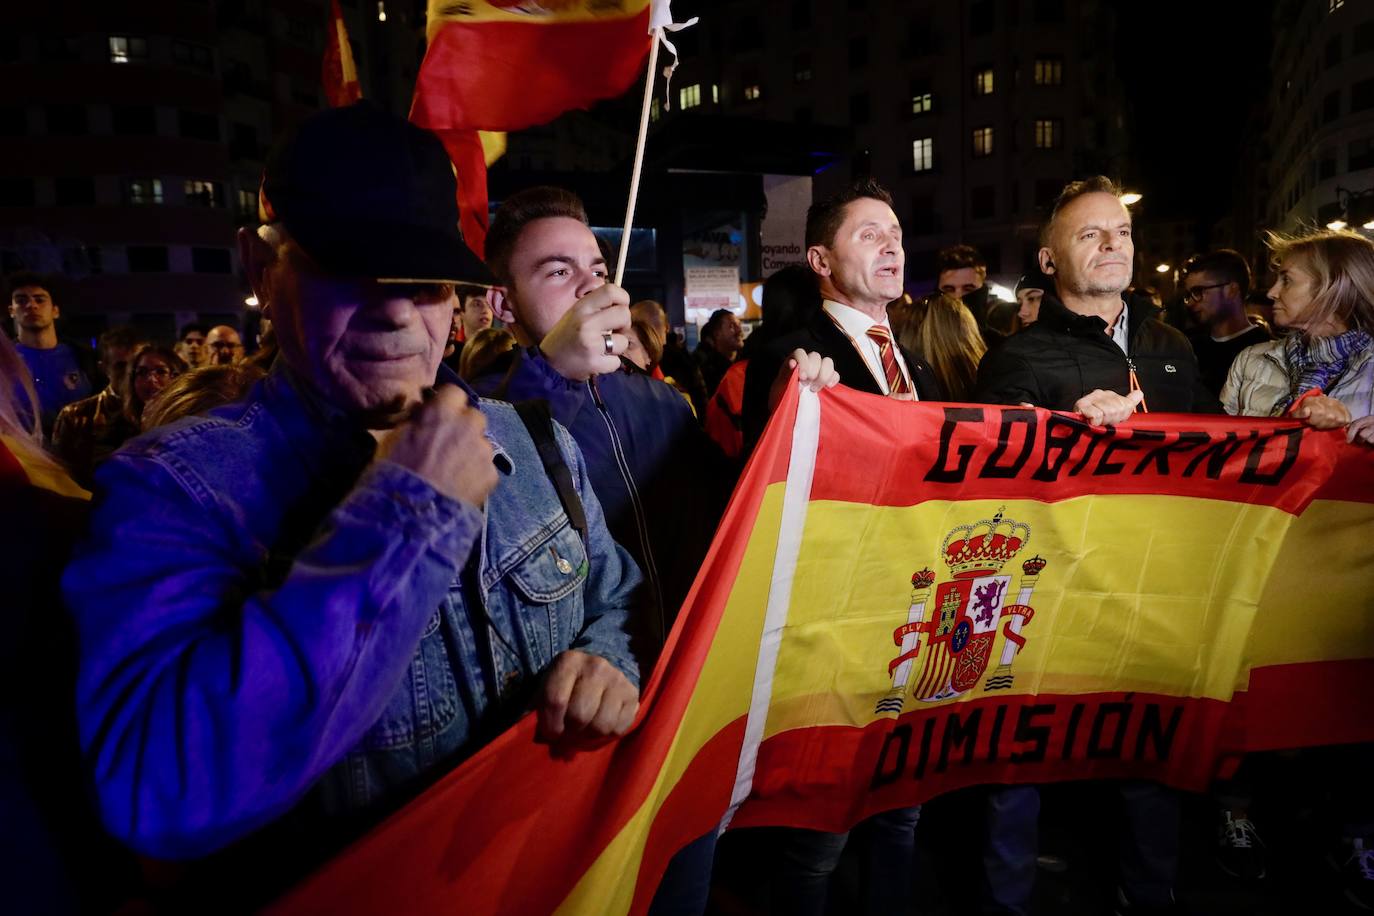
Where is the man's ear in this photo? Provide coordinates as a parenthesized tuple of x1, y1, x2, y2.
(238, 227, 277, 318)
(51, 304, 60, 320)
(1038, 247, 1056, 276)
(806, 245, 831, 277)
(487, 286, 516, 326)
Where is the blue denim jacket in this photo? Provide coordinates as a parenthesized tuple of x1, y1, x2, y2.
(62, 363, 641, 860)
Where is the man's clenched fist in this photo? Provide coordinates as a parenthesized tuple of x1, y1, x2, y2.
(375, 386, 499, 507)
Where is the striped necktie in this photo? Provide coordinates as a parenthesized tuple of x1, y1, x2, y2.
(865, 325, 911, 396)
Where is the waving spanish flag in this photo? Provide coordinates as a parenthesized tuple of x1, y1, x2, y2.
(410, 0, 663, 256)
(411, 0, 654, 133)
(322, 0, 362, 107)
(269, 387, 1374, 915)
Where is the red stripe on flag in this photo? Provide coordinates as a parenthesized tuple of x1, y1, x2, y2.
(727, 658, 1374, 837)
(411, 15, 652, 133)
(1228, 658, 1374, 750)
(805, 391, 1366, 513)
(432, 128, 489, 258)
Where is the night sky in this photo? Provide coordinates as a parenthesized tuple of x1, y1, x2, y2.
(1115, 0, 1277, 230)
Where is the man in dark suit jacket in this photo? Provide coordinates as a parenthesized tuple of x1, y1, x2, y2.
(740, 177, 938, 915)
(743, 178, 943, 451)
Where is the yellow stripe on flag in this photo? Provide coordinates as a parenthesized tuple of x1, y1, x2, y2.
(427, 0, 650, 35)
(1244, 497, 1374, 670)
(763, 494, 1309, 739)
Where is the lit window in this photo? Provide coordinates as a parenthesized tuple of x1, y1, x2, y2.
(109, 35, 147, 64)
(911, 92, 932, 114)
(1034, 119, 1061, 149)
(184, 179, 224, 208)
(1033, 58, 1062, 86)
(974, 68, 994, 95)
(794, 53, 812, 82)
(237, 188, 257, 220)
(680, 84, 701, 109)
(650, 97, 662, 122)
(744, 84, 761, 101)
(126, 178, 163, 205)
(912, 138, 934, 172)
(972, 126, 994, 157)
(712, 84, 719, 104)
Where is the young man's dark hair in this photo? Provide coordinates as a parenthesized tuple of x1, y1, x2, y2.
(454, 283, 488, 302)
(484, 186, 589, 285)
(935, 243, 986, 275)
(178, 322, 209, 341)
(1040, 175, 1125, 245)
(1181, 249, 1251, 297)
(804, 178, 895, 249)
(5, 270, 52, 299)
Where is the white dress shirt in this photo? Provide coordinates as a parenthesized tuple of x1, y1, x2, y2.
(822, 299, 916, 397)
(1109, 299, 1130, 355)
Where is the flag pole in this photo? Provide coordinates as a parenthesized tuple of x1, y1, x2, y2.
(614, 30, 661, 287)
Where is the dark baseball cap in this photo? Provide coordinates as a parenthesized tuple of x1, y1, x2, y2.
(259, 101, 493, 286)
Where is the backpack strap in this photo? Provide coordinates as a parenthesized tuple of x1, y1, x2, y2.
(512, 399, 588, 547)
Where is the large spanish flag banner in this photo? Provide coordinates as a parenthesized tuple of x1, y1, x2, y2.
(269, 384, 1374, 915)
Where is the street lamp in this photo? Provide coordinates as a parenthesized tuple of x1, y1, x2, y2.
(1155, 263, 1170, 274)
(245, 295, 259, 307)
(1324, 186, 1374, 232)
(1120, 192, 1143, 206)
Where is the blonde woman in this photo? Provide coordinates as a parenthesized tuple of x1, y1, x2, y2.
(911, 292, 987, 402)
(1215, 227, 1374, 900)
(1223, 228, 1374, 445)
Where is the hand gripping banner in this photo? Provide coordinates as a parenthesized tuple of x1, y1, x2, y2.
(269, 383, 1374, 915)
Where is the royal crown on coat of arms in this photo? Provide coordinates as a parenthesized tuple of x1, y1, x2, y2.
(876, 508, 1047, 715)
(941, 510, 1031, 577)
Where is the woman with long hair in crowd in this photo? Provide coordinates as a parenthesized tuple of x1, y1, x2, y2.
(904, 292, 987, 402)
(125, 344, 187, 430)
(1223, 228, 1374, 444)
(457, 327, 517, 382)
(140, 361, 269, 431)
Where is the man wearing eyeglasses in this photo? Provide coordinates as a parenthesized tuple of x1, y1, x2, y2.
(1180, 250, 1272, 397)
(205, 325, 245, 365)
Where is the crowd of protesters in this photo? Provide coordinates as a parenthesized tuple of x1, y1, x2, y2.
(3, 100, 1374, 916)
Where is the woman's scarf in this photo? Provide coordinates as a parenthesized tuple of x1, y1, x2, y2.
(1282, 328, 1373, 408)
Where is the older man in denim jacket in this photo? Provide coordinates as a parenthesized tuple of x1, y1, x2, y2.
(62, 104, 642, 885)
